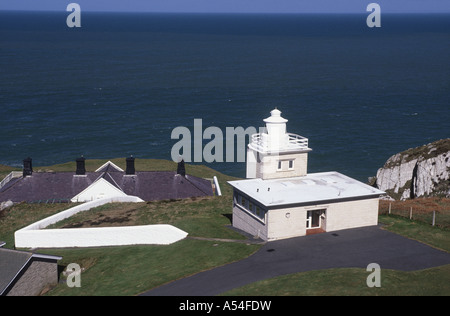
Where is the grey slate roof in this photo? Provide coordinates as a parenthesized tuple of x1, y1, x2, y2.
(0, 172, 95, 203)
(0, 170, 213, 203)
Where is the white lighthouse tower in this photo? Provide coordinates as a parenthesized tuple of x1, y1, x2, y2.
(246, 108, 312, 180)
(230, 108, 384, 241)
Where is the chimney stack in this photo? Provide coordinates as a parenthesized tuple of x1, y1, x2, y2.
(177, 159, 186, 177)
(126, 156, 135, 175)
(23, 157, 33, 177)
(76, 156, 86, 175)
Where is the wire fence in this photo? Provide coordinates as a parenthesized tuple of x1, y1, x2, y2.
(379, 198, 450, 229)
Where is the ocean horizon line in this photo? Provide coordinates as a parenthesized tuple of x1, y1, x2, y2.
(1, 10, 450, 16)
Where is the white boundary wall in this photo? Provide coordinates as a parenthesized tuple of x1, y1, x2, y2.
(15, 196, 188, 248)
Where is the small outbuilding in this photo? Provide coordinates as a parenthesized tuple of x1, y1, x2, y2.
(228, 109, 385, 241)
(0, 245, 61, 296)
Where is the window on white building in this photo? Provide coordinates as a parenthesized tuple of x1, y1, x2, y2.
(289, 160, 294, 169)
(255, 206, 264, 220)
(236, 193, 266, 222)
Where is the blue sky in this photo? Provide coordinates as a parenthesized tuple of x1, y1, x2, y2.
(1, 0, 450, 13)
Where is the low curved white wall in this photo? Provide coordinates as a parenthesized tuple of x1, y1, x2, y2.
(15, 224, 188, 248)
(18, 196, 144, 231)
(15, 196, 188, 248)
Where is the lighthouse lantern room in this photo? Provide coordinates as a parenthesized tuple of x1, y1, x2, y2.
(246, 108, 312, 180)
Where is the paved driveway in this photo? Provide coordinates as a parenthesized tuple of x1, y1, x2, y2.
(142, 225, 450, 296)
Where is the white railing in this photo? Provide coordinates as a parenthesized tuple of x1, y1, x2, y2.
(0, 171, 22, 191)
(286, 133, 309, 148)
(250, 133, 309, 152)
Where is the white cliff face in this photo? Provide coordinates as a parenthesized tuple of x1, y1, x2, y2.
(415, 153, 450, 197)
(375, 139, 450, 200)
(376, 153, 417, 198)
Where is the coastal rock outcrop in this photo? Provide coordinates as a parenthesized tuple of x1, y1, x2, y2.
(374, 139, 450, 200)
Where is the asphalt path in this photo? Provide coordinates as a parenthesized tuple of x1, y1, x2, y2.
(142, 225, 450, 296)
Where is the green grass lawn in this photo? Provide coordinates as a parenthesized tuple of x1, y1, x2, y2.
(0, 164, 20, 183)
(44, 240, 259, 296)
(222, 265, 450, 296)
(47, 197, 244, 240)
(0, 196, 260, 296)
(0, 203, 74, 247)
(379, 198, 450, 229)
(379, 214, 450, 252)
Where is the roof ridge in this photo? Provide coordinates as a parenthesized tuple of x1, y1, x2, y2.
(95, 161, 124, 173)
(182, 175, 212, 196)
(101, 172, 123, 191)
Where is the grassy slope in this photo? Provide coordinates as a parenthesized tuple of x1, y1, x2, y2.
(46, 240, 259, 296)
(223, 265, 450, 296)
(47, 197, 244, 240)
(0, 164, 20, 182)
(379, 198, 450, 229)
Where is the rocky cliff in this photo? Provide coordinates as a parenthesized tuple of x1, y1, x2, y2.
(374, 139, 450, 200)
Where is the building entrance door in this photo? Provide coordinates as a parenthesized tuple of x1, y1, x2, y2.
(306, 210, 325, 229)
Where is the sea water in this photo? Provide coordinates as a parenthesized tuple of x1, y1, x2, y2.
(0, 12, 449, 181)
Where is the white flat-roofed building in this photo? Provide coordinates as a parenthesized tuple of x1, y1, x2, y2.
(228, 109, 385, 241)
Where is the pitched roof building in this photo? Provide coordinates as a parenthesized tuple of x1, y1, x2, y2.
(0, 158, 213, 203)
(0, 244, 61, 296)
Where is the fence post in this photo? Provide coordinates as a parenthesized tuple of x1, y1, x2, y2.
(409, 207, 413, 220)
(432, 211, 436, 227)
(388, 202, 391, 215)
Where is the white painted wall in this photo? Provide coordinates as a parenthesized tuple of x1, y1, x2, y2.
(233, 196, 380, 241)
(246, 148, 257, 179)
(71, 178, 128, 203)
(15, 224, 188, 248)
(325, 198, 379, 232)
(267, 206, 307, 240)
(15, 196, 189, 248)
(232, 205, 267, 240)
(265, 198, 379, 240)
(259, 152, 308, 180)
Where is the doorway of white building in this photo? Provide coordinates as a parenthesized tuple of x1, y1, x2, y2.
(306, 209, 326, 235)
